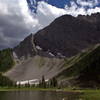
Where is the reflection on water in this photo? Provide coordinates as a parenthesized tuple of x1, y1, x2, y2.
(0, 91, 80, 100)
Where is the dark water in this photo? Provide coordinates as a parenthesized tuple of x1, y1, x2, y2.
(0, 91, 80, 100)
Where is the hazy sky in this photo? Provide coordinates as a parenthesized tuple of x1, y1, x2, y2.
(0, 0, 100, 49)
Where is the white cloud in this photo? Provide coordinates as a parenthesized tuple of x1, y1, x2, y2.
(65, 1, 87, 17)
(87, 7, 100, 15)
(64, 0, 100, 17)
(19, 0, 38, 28)
(77, 0, 98, 7)
(35, 1, 67, 28)
(0, 0, 38, 48)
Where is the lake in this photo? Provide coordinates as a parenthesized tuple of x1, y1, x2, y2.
(0, 91, 81, 100)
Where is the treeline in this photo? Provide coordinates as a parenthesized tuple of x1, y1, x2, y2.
(0, 73, 14, 87)
(17, 76, 58, 88)
(0, 75, 58, 88)
(38, 76, 58, 88)
(77, 46, 100, 88)
(0, 48, 14, 72)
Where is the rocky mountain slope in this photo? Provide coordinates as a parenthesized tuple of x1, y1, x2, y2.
(5, 43, 100, 88)
(14, 13, 100, 59)
(34, 13, 100, 57)
(5, 56, 65, 81)
(13, 34, 37, 59)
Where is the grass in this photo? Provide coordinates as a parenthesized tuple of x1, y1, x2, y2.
(0, 87, 60, 91)
(64, 88, 100, 100)
(80, 89, 100, 100)
(0, 87, 100, 99)
(57, 44, 100, 84)
(0, 87, 82, 92)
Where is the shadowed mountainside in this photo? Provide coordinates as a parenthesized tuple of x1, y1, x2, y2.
(56, 44, 100, 88)
(34, 13, 100, 57)
(14, 13, 100, 59)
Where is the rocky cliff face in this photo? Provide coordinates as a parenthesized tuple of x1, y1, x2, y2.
(34, 13, 100, 57)
(14, 13, 100, 59)
(13, 34, 37, 59)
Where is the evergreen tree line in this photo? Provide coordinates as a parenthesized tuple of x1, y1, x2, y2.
(0, 73, 14, 87)
(38, 76, 58, 88)
(0, 74, 58, 88)
(16, 76, 58, 88)
(0, 48, 14, 72)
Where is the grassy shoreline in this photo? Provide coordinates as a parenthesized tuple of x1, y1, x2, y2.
(0, 87, 100, 99)
(0, 87, 82, 92)
(80, 89, 100, 100)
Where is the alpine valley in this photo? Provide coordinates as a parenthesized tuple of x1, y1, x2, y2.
(1, 13, 100, 88)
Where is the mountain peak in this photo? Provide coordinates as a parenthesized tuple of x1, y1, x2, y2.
(13, 13, 100, 59)
(34, 13, 100, 57)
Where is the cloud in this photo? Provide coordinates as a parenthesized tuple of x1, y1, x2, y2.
(64, 0, 100, 17)
(77, 0, 98, 7)
(0, 0, 100, 49)
(65, 1, 87, 16)
(0, 0, 38, 49)
(35, 1, 67, 28)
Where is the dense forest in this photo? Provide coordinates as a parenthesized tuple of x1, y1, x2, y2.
(0, 48, 14, 72)
(57, 44, 100, 88)
(0, 73, 14, 87)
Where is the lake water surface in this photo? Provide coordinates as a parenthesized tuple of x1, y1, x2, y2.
(0, 91, 80, 100)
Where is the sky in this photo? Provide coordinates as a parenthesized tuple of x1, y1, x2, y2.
(0, 0, 100, 49)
